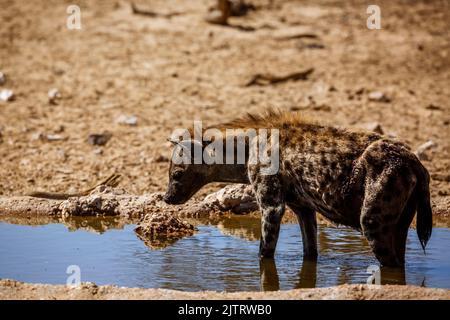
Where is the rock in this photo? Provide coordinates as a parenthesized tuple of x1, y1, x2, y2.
(45, 134, 66, 142)
(0, 89, 14, 102)
(203, 184, 257, 214)
(355, 88, 365, 95)
(60, 194, 120, 217)
(88, 132, 112, 146)
(426, 104, 441, 110)
(328, 86, 337, 92)
(135, 212, 195, 249)
(93, 148, 103, 155)
(368, 91, 391, 103)
(153, 155, 169, 163)
(362, 122, 384, 134)
(116, 114, 138, 126)
(0, 72, 5, 85)
(31, 133, 66, 142)
(48, 88, 61, 104)
(415, 140, 436, 161)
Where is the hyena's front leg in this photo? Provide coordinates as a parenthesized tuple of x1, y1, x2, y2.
(249, 172, 285, 259)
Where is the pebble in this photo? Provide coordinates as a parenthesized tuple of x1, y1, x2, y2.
(45, 134, 66, 141)
(426, 104, 441, 110)
(31, 132, 66, 142)
(368, 91, 391, 103)
(153, 155, 169, 163)
(0, 72, 5, 85)
(48, 88, 61, 104)
(88, 132, 112, 146)
(93, 148, 104, 155)
(116, 114, 138, 126)
(0, 89, 14, 102)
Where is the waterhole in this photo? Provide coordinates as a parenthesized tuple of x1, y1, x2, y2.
(0, 216, 449, 292)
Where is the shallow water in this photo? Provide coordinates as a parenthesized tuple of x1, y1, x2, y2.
(0, 217, 449, 292)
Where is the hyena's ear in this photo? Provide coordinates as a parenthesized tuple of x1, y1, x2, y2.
(167, 138, 193, 155)
(167, 138, 180, 146)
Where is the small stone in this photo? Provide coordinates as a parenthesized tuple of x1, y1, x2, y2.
(0, 89, 14, 102)
(415, 140, 436, 161)
(363, 122, 384, 134)
(116, 114, 138, 126)
(426, 104, 441, 110)
(0, 72, 5, 85)
(93, 148, 103, 155)
(328, 86, 337, 92)
(45, 134, 66, 141)
(135, 212, 196, 249)
(88, 132, 112, 146)
(48, 88, 61, 104)
(31, 132, 66, 142)
(355, 88, 365, 95)
(368, 91, 391, 103)
(153, 155, 169, 163)
(31, 132, 44, 141)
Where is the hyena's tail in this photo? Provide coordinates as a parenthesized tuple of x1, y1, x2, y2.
(414, 162, 433, 252)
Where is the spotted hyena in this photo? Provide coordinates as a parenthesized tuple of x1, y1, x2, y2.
(164, 110, 432, 267)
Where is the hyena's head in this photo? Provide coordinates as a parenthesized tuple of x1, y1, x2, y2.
(163, 139, 213, 205)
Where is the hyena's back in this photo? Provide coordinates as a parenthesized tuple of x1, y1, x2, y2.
(279, 123, 432, 265)
(280, 124, 383, 227)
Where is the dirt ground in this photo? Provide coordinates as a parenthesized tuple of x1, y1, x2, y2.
(0, 279, 449, 300)
(0, 0, 448, 220)
(0, 0, 449, 298)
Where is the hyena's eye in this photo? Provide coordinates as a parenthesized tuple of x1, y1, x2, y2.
(172, 170, 183, 180)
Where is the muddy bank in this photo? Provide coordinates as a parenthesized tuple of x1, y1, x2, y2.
(0, 279, 448, 300)
(0, 184, 256, 218)
(1, 183, 448, 227)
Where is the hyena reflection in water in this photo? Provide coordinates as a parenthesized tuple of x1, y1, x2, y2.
(164, 110, 432, 267)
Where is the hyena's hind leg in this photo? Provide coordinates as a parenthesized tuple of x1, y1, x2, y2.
(289, 204, 318, 259)
(249, 171, 285, 259)
(361, 166, 417, 267)
(393, 191, 418, 265)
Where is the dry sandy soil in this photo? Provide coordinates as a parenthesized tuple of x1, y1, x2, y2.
(0, 0, 449, 299)
(0, 279, 449, 300)
(0, 0, 448, 217)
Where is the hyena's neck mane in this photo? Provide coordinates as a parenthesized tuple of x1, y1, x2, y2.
(193, 110, 304, 184)
(214, 109, 316, 131)
(203, 110, 303, 184)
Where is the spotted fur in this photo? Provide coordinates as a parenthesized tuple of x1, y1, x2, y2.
(164, 110, 432, 267)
